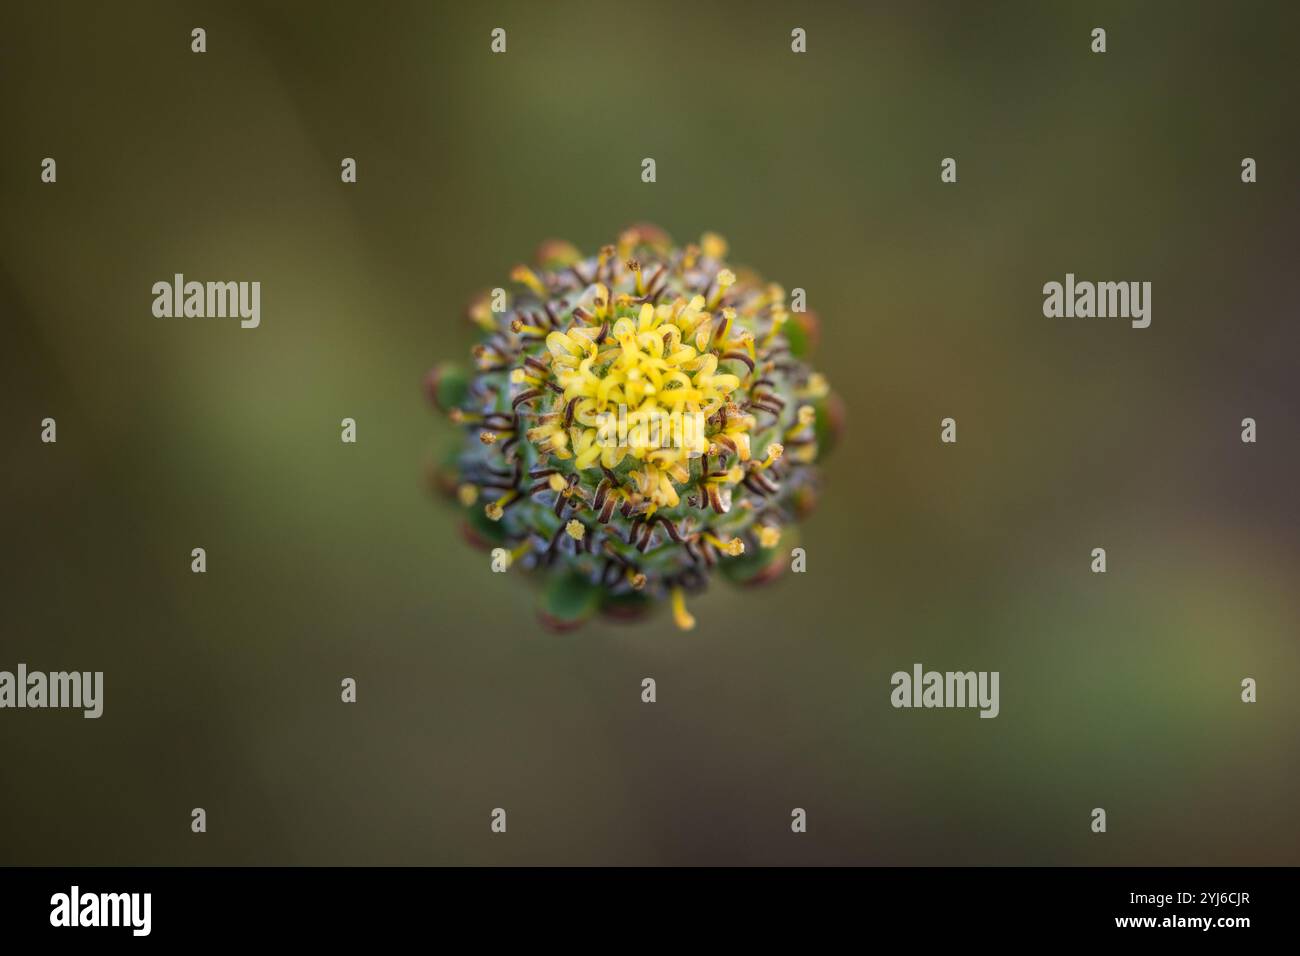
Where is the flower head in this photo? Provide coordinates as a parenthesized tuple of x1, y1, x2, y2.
(427, 226, 842, 630)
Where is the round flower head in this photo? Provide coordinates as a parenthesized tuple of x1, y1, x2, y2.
(426, 226, 842, 631)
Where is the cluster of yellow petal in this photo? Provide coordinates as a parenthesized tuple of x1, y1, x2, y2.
(525, 295, 758, 510)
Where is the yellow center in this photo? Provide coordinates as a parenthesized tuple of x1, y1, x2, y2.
(531, 300, 756, 508)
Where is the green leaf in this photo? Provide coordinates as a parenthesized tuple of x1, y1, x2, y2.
(813, 393, 844, 458)
(600, 589, 653, 622)
(719, 527, 797, 587)
(464, 503, 507, 545)
(784, 311, 819, 359)
(540, 571, 601, 626)
(427, 362, 469, 414)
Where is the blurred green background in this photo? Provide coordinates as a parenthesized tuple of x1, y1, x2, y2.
(2, 0, 1297, 865)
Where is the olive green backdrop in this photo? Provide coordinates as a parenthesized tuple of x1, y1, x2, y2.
(1, 0, 1296, 864)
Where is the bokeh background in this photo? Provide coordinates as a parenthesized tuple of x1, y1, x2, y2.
(2, 0, 1297, 865)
